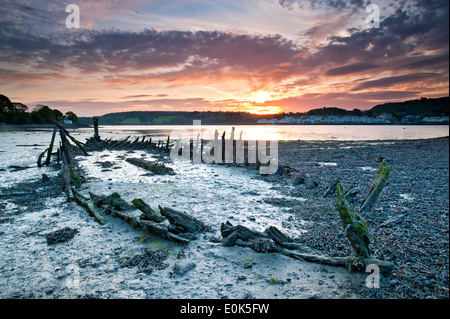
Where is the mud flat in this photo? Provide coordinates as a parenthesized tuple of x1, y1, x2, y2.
(0, 131, 448, 299)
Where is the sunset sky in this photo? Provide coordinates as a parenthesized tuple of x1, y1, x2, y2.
(0, 0, 448, 116)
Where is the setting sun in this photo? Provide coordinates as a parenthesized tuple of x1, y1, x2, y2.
(246, 105, 283, 115)
(248, 91, 270, 104)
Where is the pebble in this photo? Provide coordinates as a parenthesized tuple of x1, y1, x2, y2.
(172, 261, 196, 277)
(45, 288, 54, 295)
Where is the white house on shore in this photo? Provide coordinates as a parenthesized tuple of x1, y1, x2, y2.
(60, 118, 73, 125)
(257, 115, 391, 124)
(422, 116, 449, 123)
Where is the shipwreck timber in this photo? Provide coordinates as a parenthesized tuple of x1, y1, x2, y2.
(36, 120, 395, 275)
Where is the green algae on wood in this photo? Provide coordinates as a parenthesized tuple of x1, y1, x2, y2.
(336, 182, 371, 258)
(335, 159, 391, 258)
(132, 198, 165, 223)
(72, 188, 105, 225)
(69, 168, 82, 189)
(359, 159, 391, 213)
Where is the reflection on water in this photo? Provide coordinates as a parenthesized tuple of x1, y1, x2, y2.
(90, 124, 450, 141)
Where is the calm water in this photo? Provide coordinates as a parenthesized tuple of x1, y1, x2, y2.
(90, 124, 449, 141)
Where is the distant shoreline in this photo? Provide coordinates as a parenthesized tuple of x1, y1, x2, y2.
(1, 122, 448, 131)
(87, 122, 449, 126)
(0, 123, 90, 131)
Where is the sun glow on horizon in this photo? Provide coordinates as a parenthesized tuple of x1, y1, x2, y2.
(246, 105, 283, 115)
(248, 91, 270, 104)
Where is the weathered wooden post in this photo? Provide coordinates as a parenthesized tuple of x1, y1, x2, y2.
(360, 159, 391, 213)
(59, 128, 72, 165)
(53, 121, 88, 156)
(336, 183, 371, 258)
(335, 159, 391, 259)
(44, 126, 57, 166)
(93, 117, 100, 141)
(222, 131, 226, 163)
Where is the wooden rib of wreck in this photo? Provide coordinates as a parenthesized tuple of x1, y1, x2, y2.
(220, 220, 395, 275)
(78, 125, 277, 173)
(35, 121, 194, 245)
(36, 120, 395, 275)
(81, 135, 171, 154)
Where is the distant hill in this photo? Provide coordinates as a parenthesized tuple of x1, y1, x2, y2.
(364, 97, 449, 118)
(79, 111, 270, 125)
(79, 96, 449, 125)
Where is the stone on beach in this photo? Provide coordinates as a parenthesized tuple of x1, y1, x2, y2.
(380, 214, 406, 227)
(171, 261, 196, 277)
(46, 227, 79, 245)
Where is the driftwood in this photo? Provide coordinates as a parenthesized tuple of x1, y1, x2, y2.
(72, 188, 105, 225)
(221, 221, 267, 247)
(105, 208, 189, 244)
(359, 159, 391, 213)
(335, 159, 391, 259)
(45, 127, 57, 166)
(83, 134, 170, 154)
(221, 222, 308, 251)
(230, 239, 394, 274)
(89, 192, 134, 211)
(37, 126, 57, 167)
(158, 206, 205, 234)
(37, 150, 47, 167)
(264, 225, 294, 245)
(280, 251, 395, 275)
(106, 136, 130, 150)
(126, 157, 176, 175)
(53, 121, 89, 156)
(323, 179, 339, 197)
(132, 198, 165, 223)
(220, 221, 395, 274)
(59, 129, 84, 199)
(336, 183, 371, 258)
(87, 191, 190, 244)
(93, 118, 100, 140)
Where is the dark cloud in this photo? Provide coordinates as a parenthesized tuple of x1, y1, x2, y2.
(119, 94, 155, 99)
(325, 62, 379, 76)
(2, 0, 447, 84)
(351, 73, 439, 91)
(397, 54, 449, 70)
(0, 26, 300, 84)
(300, 0, 448, 69)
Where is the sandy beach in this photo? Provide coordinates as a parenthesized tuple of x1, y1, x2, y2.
(0, 133, 448, 299)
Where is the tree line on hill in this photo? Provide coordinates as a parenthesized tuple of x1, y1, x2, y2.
(0, 94, 78, 125)
(78, 96, 448, 125)
(80, 111, 263, 125)
(304, 97, 449, 118)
